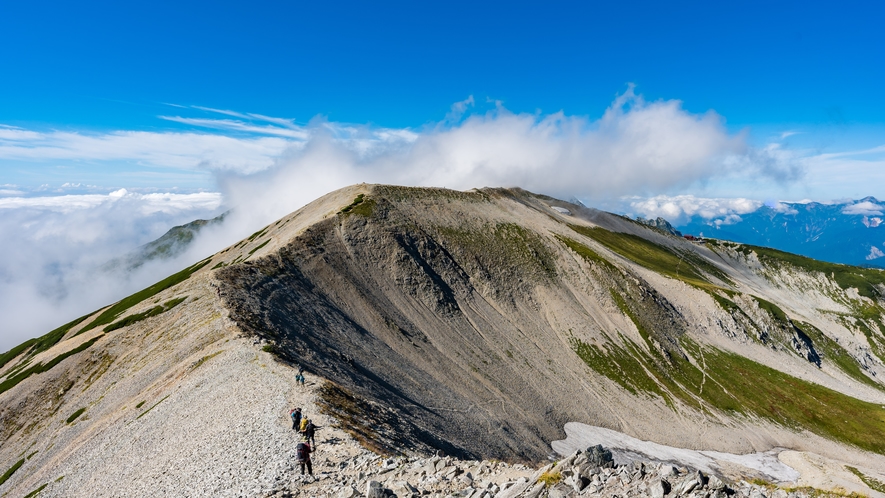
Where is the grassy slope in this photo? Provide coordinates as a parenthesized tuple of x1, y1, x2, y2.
(1, 257, 210, 394)
(562, 226, 885, 454)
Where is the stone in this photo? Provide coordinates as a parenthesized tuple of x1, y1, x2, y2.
(339, 486, 359, 498)
(660, 465, 679, 477)
(708, 475, 725, 490)
(749, 489, 767, 498)
(573, 475, 590, 492)
(548, 483, 574, 498)
(366, 481, 385, 498)
(523, 482, 546, 498)
(648, 478, 671, 498)
(584, 444, 615, 469)
(680, 478, 700, 495)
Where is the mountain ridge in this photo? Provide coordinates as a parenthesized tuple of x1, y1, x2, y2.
(2, 184, 885, 497)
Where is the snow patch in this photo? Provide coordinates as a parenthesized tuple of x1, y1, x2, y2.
(552, 423, 800, 482)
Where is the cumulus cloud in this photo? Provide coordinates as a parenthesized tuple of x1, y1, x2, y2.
(627, 195, 763, 225)
(842, 201, 884, 216)
(218, 86, 766, 230)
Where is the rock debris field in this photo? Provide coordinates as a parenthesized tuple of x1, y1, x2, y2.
(270, 443, 854, 498)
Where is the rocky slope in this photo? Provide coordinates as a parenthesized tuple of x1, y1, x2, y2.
(2, 184, 885, 497)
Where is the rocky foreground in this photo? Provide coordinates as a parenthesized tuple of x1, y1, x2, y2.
(268, 444, 855, 498)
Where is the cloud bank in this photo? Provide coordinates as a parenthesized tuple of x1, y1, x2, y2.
(0, 190, 223, 350)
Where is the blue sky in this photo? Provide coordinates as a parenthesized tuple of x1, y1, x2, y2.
(1, 1, 885, 348)
(2, 1, 883, 130)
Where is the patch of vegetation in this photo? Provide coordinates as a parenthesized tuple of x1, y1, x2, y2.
(568, 224, 726, 291)
(537, 470, 562, 486)
(339, 193, 369, 215)
(846, 466, 885, 493)
(739, 244, 885, 300)
(570, 336, 666, 399)
(349, 198, 376, 217)
(0, 339, 37, 371)
(26, 451, 37, 460)
(437, 222, 557, 282)
(0, 458, 24, 487)
(709, 292, 742, 315)
(22, 483, 48, 498)
(1, 313, 93, 371)
(0, 335, 103, 396)
(136, 395, 170, 420)
(66, 408, 86, 424)
(751, 296, 790, 324)
(261, 343, 277, 354)
(103, 296, 187, 332)
(573, 333, 885, 453)
(780, 486, 867, 498)
(555, 235, 616, 271)
(247, 239, 271, 257)
(247, 226, 269, 242)
(191, 350, 223, 370)
(78, 257, 211, 335)
(135, 401, 146, 409)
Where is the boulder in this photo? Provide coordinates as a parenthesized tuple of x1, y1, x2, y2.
(338, 486, 359, 498)
(648, 478, 671, 498)
(708, 474, 725, 490)
(584, 445, 614, 469)
(548, 483, 574, 498)
(366, 481, 385, 498)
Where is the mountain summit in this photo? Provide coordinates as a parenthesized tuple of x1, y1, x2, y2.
(2, 185, 885, 497)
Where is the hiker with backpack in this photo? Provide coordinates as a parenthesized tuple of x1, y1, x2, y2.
(300, 418, 318, 447)
(289, 407, 302, 430)
(295, 440, 313, 476)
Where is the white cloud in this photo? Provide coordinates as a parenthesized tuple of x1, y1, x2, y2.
(867, 246, 885, 260)
(843, 201, 884, 216)
(0, 190, 225, 350)
(628, 195, 763, 225)
(214, 87, 764, 231)
(0, 128, 290, 173)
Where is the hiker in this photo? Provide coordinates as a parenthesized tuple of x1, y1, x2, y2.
(295, 440, 313, 476)
(301, 419, 318, 447)
(290, 407, 302, 430)
(299, 416, 309, 432)
(296, 373, 305, 386)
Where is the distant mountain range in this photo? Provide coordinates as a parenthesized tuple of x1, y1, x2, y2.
(675, 197, 885, 268)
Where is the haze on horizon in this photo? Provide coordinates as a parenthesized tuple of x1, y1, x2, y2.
(1, 0, 883, 350)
